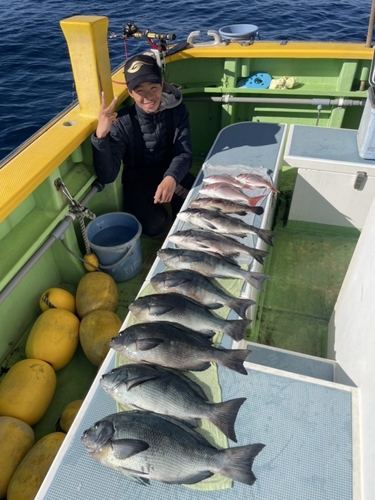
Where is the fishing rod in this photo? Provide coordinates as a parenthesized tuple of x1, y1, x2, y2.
(122, 22, 176, 42)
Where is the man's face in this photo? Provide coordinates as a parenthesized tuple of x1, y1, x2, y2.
(129, 81, 163, 113)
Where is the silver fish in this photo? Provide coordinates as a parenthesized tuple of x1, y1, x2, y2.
(151, 269, 255, 319)
(100, 363, 246, 442)
(235, 172, 280, 193)
(190, 196, 264, 216)
(110, 321, 250, 375)
(169, 229, 269, 265)
(202, 173, 246, 188)
(157, 248, 269, 291)
(178, 208, 277, 246)
(81, 410, 265, 486)
(200, 182, 266, 206)
(128, 293, 251, 341)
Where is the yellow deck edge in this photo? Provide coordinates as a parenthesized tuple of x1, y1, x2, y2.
(169, 41, 373, 60)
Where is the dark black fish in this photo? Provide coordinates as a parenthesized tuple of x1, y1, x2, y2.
(82, 410, 265, 486)
(110, 321, 250, 374)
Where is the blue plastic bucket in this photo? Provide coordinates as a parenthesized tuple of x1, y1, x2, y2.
(219, 24, 259, 41)
(86, 212, 142, 283)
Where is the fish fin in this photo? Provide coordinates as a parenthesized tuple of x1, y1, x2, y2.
(223, 319, 252, 342)
(147, 304, 177, 316)
(249, 206, 264, 216)
(118, 468, 150, 485)
(126, 374, 165, 391)
(196, 242, 216, 252)
(250, 248, 269, 265)
(210, 397, 246, 442)
(219, 443, 265, 485)
(136, 338, 165, 351)
(205, 302, 223, 309)
(219, 253, 241, 266)
(227, 298, 256, 319)
(245, 272, 270, 291)
(179, 471, 213, 484)
(226, 251, 241, 261)
(201, 220, 218, 231)
(248, 194, 266, 207)
(183, 329, 215, 341)
(112, 439, 149, 460)
(254, 228, 277, 247)
(187, 361, 212, 371)
(216, 348, 250, 375)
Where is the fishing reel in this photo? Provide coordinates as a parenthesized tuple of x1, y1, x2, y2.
(122, 22, 176, 52)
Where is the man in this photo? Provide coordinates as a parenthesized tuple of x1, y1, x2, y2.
(91, 53, 194, 237)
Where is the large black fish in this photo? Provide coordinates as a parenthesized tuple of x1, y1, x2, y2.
(169, 229, 269, 265)
(190, 196, 264, 216)
(110, 321, 250, 374)
(150, 269, 255, 319)
(128, 293, 251, 341)
(178, 208, 277, 246)
(100, 363, 246, 442)
(157, 248, 269, 291)
(82, 410, 265, 486)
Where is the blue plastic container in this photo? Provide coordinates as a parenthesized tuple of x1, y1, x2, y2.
(86, 212, 142, 283)
(219, 24, 259, 41)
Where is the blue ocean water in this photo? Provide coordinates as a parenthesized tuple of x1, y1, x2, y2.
(0, 0, 372, 160)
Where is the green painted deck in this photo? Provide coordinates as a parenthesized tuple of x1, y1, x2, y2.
(252, 222, 358, 356)
(246, 167, 359, 356)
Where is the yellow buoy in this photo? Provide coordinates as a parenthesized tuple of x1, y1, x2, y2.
(26, 309, 80, 371)
(59, 399, 84, 433)
(39, 287, 76, 313)
(83, 253, 99, 272)
(7, 432, 65, 500)
(0, 416, 35, 498)
(79, 309, 122, 366)
(0, 359, 56, 426)
(75, 271, 119, 319)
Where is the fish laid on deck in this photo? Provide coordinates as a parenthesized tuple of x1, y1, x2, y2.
(169, 229, 269, 265)
(200, 182, 266, 206)
(81, 410, 265, 486)
(202, 173, 246, 188)
(157, 248, 269, 291)
(110, 322, 250, 374)
(190, 196, 264, 216)
(177, 208, 277, 246)
(128, 293, 251, 341)
(151, 269, 255, 319)
(235, 172, 280, 193)
(100, 363, 246, 442)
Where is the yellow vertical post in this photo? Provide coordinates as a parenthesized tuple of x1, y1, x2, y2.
(60, 15, 114, 119)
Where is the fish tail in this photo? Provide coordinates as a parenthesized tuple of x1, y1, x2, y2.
(249, 248, 269, 265)
(227, 297, 256, 319)
(215, 348, 250, 374)
(209, 397, 246, 442)
(218, 443, 266, 485)
(244, 271, 270, 291)
(223, 319, 252, 341)
(270, 186, 280, 193)
(254, 228, 277, 247)
(249, 206, 264, 216)
(248, 195, 266, 207)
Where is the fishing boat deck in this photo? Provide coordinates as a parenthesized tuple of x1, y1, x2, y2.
(37, 344, 359, 500)
(34, 121, 365, 499)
